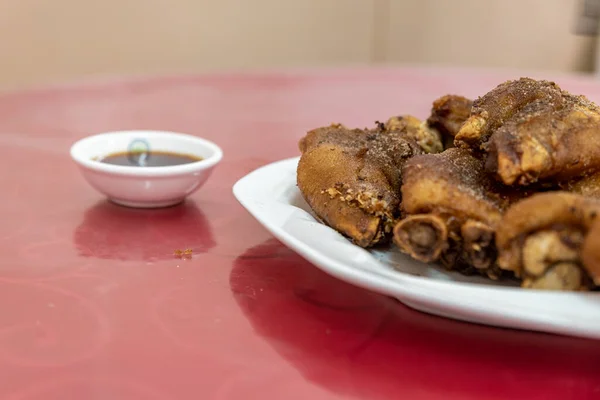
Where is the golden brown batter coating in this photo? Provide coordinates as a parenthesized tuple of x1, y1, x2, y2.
(399, 148, 528, 221)
(297, 124, 423, 248)
(394, 148, 522, 277)
(299, 123, 367, 154)
(581, 220, 600, 286)
(486, 94, 600, 185)
(296, 79, 600, 290)
(383, 115, 443, 154)
(455, 77, 564, 150)
(426, 95, 473, 148)
(560, 170, 600, 198)
(496, 192, 600, 290)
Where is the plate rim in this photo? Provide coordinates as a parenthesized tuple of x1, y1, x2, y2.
(233, 156, 600, 340)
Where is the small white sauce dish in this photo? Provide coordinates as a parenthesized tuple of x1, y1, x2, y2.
(70, 130, 223, 208)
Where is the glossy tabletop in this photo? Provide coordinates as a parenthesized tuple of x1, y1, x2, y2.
(1, 67, 600, 399)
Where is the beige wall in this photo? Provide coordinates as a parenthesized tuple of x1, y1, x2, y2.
(385, 0, 597, 72)
(0, 0, 595, 90)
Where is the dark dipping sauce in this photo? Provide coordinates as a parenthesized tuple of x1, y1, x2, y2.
(98, 151, 203, 167)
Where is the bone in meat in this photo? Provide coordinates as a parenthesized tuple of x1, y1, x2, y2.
(297, 124, 423, 248)
(496, 192, 600, 290)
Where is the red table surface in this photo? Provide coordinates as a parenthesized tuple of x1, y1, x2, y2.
(1, 66, 600, 399)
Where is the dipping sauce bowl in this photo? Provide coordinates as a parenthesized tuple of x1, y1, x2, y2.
(70, 130, 223, 208)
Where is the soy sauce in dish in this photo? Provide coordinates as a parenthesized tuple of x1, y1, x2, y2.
(99, 151, 203, 167)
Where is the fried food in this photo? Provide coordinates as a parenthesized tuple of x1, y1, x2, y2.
(455, 77, 564, 150)
(486, 94, 600, 185)
(560, 170, 600, 198)
(496, 192, 600, 290)
(426, 95, 473, 148)
(299, 123, 365, 153)
(296, 78, 600, 291)
(449, 76, 600, 186)
(382, 115, 443, 153)
(297, 124, 423, 247)
(393, 148, 524, 277)
(400, 148, 509, 223)
(581, 219, 600, 286)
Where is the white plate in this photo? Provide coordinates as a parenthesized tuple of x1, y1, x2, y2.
(233, 157, 600, 340)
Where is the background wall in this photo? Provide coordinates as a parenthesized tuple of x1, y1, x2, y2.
(0, 0, 595, 90)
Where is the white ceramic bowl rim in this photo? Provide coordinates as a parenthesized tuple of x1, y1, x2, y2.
(70, 130, 223, 177)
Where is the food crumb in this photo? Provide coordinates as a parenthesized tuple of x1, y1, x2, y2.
(174, 249, 193, 259)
